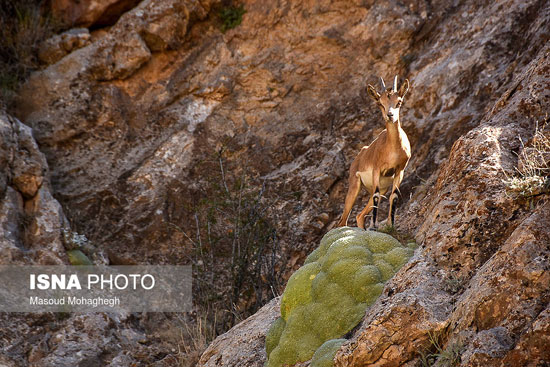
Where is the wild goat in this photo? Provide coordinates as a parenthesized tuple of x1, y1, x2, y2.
(337, 76, 411, 230)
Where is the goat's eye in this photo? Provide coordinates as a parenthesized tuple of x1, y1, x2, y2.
(396, 101, 402, 108)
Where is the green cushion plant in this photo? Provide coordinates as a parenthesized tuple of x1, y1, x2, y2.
(265, 227, 415, 367)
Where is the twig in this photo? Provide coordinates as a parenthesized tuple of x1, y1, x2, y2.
(167, 222, 199, 248)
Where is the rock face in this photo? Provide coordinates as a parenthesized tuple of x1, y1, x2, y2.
(0, 112, 67, 265)
(16, 0, 217, 266)
(3, 0, 550, 365)
(0, 311, 184, 367)
(205, 0, 547, 366)
(0, 112, 148, 366)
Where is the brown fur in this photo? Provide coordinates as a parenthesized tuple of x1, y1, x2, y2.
(337, 77, 411, 229)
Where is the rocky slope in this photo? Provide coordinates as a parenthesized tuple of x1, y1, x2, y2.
(1, 0, 549, 365)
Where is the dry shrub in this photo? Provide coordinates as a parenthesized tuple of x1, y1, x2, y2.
(505, 120, 550, 198)
(0, 0, 60, 107)
(176, 312, 218, 367)
(169, 150, 284, 360)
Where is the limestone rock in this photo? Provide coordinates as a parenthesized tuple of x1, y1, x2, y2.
(50, 0, 141, 28)
(50, 0, 213, 29)
(334, 255, 452, 367)
(0, 312, 147, 367)
(198, 297, 281, 367)
(10, 118, 46, 199)
(122, 0, 192, 52)
(89, 33, 151, 81)
(501, 305, 550, 366)
(0, 186, 26, 264)
(450, 201, 550, 367)
(334, 35, 550, 367)
(0, 112, 67, 265)
(38, 28, 91, 65)
(15, 0, 549, 269)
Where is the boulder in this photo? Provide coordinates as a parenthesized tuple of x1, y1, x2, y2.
(38, 28, 91, 65)
(199, 297, 281, 367)
(0, 112, 67, 265)
(50, 0, 142, 28)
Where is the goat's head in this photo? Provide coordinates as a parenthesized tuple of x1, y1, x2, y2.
(367, 76, 409, 124)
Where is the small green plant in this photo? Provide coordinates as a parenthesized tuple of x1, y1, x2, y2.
(66, 249, 93, 265)
(378, 223, 417, 247)
(419, 332, 463, 367)
(218, 4, 246, 33)
(505, 119, 550, 199)
(443, 273, 464, 295)
(61, 228, 106, 264)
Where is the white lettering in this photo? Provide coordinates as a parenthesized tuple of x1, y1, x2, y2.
(29, 296, 65, 305)
(37, 274, 50, 290)
(66, 274, 81, 290)
(129, 274, 140, 288)
(88, 274, 99, 288)
(30, 274, 82, 290)
(142, 274, 155, 290)
(51, 274, 65, 289)
(114, 274, 128, 289)
(86, 274, 155, 289)
(100, 275, 113, 289)
(67, 296, 120, 308)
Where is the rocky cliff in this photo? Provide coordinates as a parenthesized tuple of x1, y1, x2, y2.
(1, 0, 549, 365)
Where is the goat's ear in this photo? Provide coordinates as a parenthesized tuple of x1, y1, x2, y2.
(367, 84, 380, 102)
(399, 79, 409, 98)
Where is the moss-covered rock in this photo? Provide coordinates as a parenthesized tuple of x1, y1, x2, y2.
(265, 227, 414, 367)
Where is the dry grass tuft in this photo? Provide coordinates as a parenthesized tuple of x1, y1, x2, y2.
(377, 223, 416, 247)
(505, 120, 550, 198)
(175, 311, 219, 367)
(0, 0, 60, 107)
(420, 332, 463, 367)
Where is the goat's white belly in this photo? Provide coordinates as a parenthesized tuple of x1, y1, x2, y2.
(357, 169, 393, 194)
(357, 169, 373, 189)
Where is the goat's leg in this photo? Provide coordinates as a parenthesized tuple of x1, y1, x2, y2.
(337, 173, 361, 227)
(387, 170, 404, 226)
(356, 195, 374, 230)
(369, 171, 381, 230)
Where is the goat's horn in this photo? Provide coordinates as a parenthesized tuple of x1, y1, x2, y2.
(393, 75, 398, 92)
(380, 77, 386, 90)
